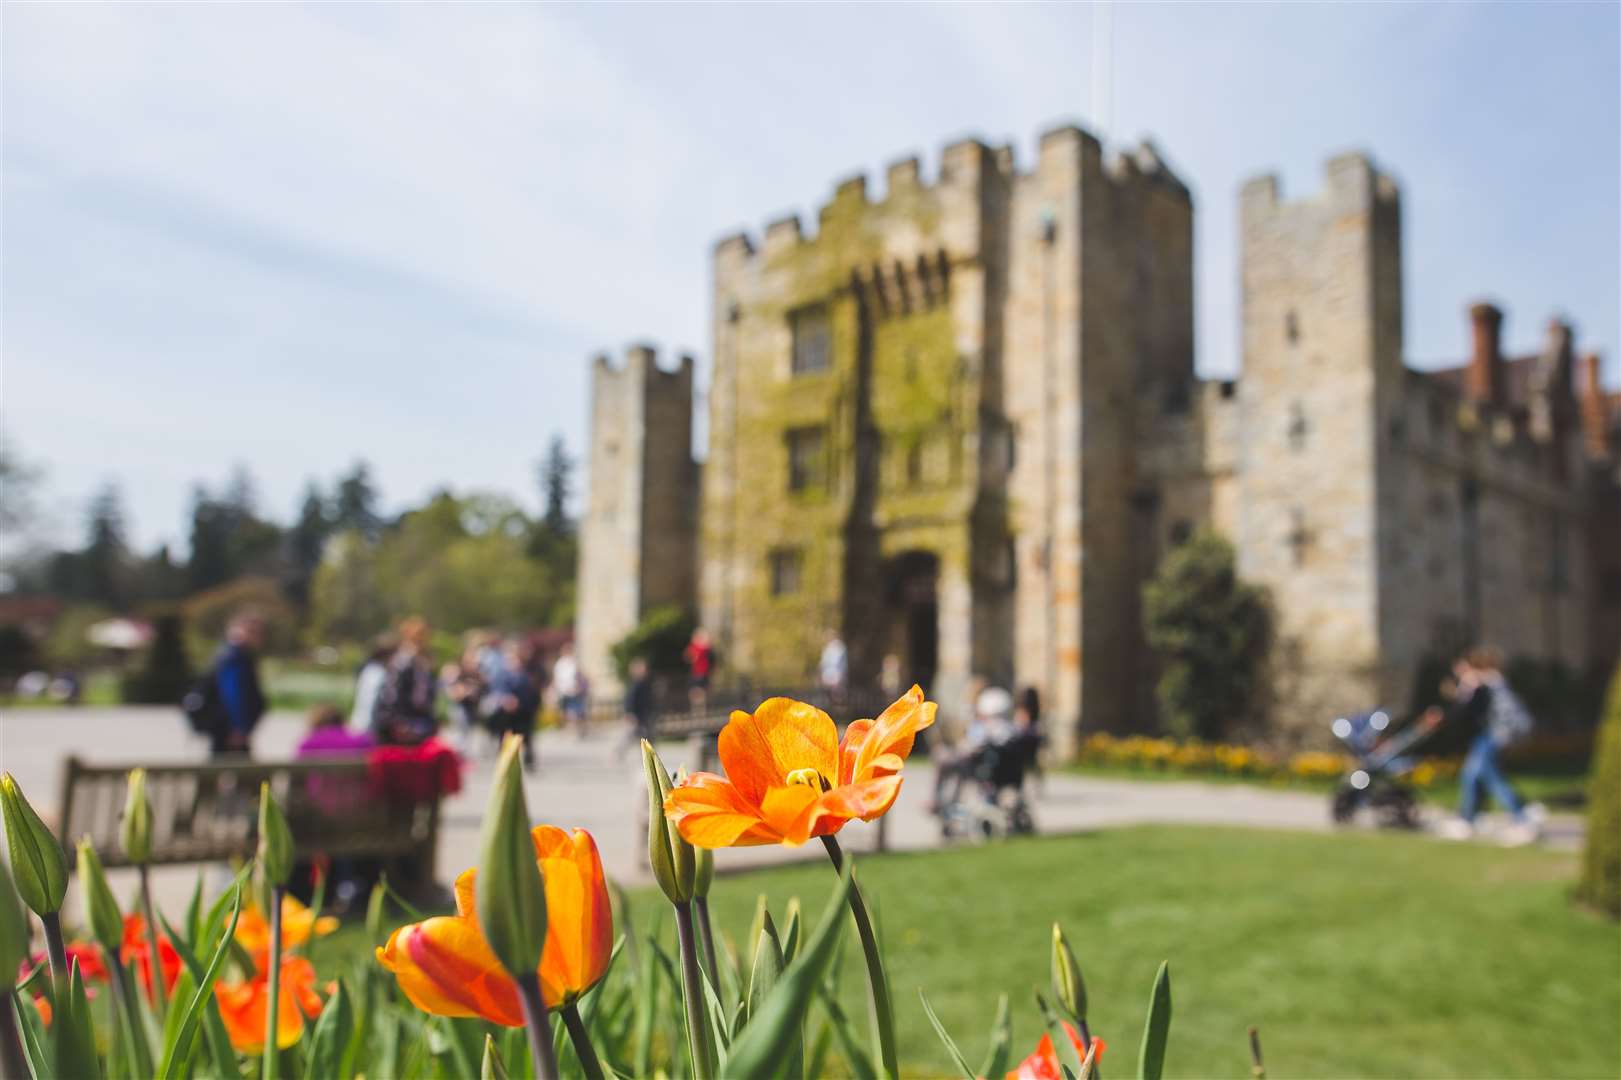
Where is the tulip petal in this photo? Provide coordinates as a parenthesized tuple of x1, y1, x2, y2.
(403, 918, 524, 1027)
(758, 784, 821, 846)
(665, 773, 780, 848)
(817, 774, 904, 826)
(719, 698, 839, 805)
(853, 687, 935, 782)
(454, 868, 478, 918)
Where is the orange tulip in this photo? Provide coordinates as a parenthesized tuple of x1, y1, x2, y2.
(663, 686, 936, 848)
(377, 825, 613, 1023)
(215, 954, 324, 1052)
(1007, 1023, 1104, 1080)
(234, 894, 338, 958)
(120, 913, 181, 1003)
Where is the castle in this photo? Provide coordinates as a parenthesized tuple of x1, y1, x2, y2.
(577, 124, 1621, 754)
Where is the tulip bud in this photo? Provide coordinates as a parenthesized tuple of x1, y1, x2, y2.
(693, 845, 714, 899)
(0, 856, 28, 991)
(476, 734, 548, 979)
(641, 741, 694, 904)
(257, 781, 294, 887)
(121, 768, 153, 865)
(76, 839, 123, 954)
(365, 880, 387, 945)
(0, 773, 67, 915)
(1051, 922, 1088, 1022)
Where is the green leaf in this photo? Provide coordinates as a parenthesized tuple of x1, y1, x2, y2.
(978, 992, 1013, 1080)
(725, 861, 854, 1080)
(481, 1033, 510, 1080)
(182, 873, 204, 950)
(13, 988, 51, 1079)
(746, 911, 785, 1025)
(814, 984, 876, 1080)
(303, 980, 354, 1080)
(53, 958, 100, 1080)
(1137, 961, 1173, 1080)
(478, 738, 548, 978)
(156, 881, 244, 1079)
(155, 910, 238, 1080)
(918, 989, 976, 1079)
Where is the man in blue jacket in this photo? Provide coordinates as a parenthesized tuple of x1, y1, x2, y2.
(212, 612, 267, 758)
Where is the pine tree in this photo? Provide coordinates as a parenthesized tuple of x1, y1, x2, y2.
(333, 461, 381, 539)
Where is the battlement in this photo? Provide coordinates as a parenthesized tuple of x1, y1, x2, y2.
(1241, 150, 1399, 220)
(712, 123, 1191, 269)
(591, 343, 694, 385)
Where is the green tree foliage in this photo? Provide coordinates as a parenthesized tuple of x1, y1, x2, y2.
(121, 611, 193, 705)
(182, 576, 298, 658)
(308, 530, 387, 645)
(0, 624, 36, 679)
(186, 472, 284, 594)
(47, 483, 135, 610)
(610, 606, 696, 680)
(1142, 529, 1272, 740)
(287, 481, 333, 602)
(1576, 661, 1621, 918)
(333, 460, 382, 539)
(41, 604, 114, 668)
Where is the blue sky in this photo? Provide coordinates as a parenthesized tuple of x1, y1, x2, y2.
(4, 2, 1617, 550)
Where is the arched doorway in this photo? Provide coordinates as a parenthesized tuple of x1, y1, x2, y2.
(882, 550, 939, 693)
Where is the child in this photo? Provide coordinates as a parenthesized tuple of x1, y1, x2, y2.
(295, 704, 376, 909)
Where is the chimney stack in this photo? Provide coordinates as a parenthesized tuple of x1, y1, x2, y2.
(1578, 351, 1612, 458)
(1467, 302, 1503, 405)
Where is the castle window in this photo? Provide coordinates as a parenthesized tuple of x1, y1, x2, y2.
(1169, 520, 1193, 546)
(1219, 380, 1237, 400)
(1286, 508, 1312, 566)
(1288, 402, 1309, 451)
(769, 548, 802, 596)
(786, 426, 826, 492)
(790, 304, 831, 375)
(1285, 310, 1300, 344)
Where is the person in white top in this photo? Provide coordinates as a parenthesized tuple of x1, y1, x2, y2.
(350, 637, 394, 731)
(552, 642, 587, 734)
(818, 630, 848, 694)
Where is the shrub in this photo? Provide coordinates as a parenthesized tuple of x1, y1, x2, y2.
(609, 605, 695, 681)
(1142, 530, 1271, 740)
(1575, 660, 1621, 919)
(121, 611, 193, 705)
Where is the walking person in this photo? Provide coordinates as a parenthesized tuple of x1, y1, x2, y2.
(1426, 647, 1543, 846)
(818, 628, 848, 708)
(350, 636, 395, 732)
(442, 639, 488, 754)
(551, 641, 587, 735)
(486, 642, 541, 770)
(210, 611, 267, 758)
(684, 627, 714, 710)
(373, 616, 438, 745)
(619, 656, 656, 761)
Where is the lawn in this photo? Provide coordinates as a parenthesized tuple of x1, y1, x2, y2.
(322, 825, 1620, 1079)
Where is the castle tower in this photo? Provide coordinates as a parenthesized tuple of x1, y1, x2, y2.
(575, 346, 697, 693)
(1236, 153, 1404, 723)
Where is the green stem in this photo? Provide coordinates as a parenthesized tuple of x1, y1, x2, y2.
(672, 902, 714, 1079)
(821, 834, 898, 1080)
(39, 911, 67, 1003)
(693, 897, 721, 992)
(263, 885, 283, 1080)
(515, 973, 561, 1080)
(107, 950, 155, 1079)
(139, 865, 168, 1011)
(560, 1001, 606, 1080)
(0, 990, 31, 1080)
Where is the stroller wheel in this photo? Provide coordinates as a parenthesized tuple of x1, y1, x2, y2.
(1330, 786, 1358, 825)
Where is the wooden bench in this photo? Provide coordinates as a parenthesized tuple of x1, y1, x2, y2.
(59, 756, 442, 893)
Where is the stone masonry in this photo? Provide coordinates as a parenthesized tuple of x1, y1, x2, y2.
(578, 124, 1621, 755)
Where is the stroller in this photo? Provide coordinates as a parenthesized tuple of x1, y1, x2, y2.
(1328, 708, 1433, 829)
(938, 731, 1041, 840)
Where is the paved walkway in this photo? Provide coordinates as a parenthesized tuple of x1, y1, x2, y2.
(0, 706, 1584, 917)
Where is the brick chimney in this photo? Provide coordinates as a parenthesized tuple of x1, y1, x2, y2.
(1578, 351, 1612, 458)
(1466, 302, 1503, 405)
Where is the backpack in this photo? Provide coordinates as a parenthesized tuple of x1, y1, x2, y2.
(1486, 680, 1534, 747)
(180, 668, 224, 737)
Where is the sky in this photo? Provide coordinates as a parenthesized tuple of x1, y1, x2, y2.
(4, 2, 1617, 552)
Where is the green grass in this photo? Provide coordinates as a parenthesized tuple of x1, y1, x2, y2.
(326, 825, 1619, 1079)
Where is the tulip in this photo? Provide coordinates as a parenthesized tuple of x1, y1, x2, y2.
(378, 824, 610, 1080)
(641, 741, 694, 904)
(120, 914, 181, 1004)
(257, 782, 293, 888)
(234, 894, 339, 958)
(215, 954, 324, 1053)
(0, 773, 69, 996)
(662, 686, 935, 848)
(1051, 922, 1089, 1024)
(120, 769, 152, 866)
(256, 781, 294, 1080)
(1008, 1023, 1106, 1080)
(478, 736, 549, 982)
(75, 841, 123, 956)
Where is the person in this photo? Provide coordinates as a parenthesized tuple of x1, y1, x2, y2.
(212, 611, 267, 758)
(818, 629, 848, 703)
(551, 642, 587, 735)
(486, 643, 541, 769)
(684, 627, 713, 709)
(295, 704, 376, 911)
(373, 616, 437, 745)
(441, 640, 488, 754)
(878, 654, 903, 699)
(350, 636, 395, 732)
(620, 656, 655, 760)
(1018, 684, 1046, 792)
(1425, 648, 1542, 846)
(932, 685, 1016, 811)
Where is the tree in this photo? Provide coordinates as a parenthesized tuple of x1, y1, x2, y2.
(308, 530, 387, 645)
(538, 435, 575, 536)
(82, 483, 132, 610)
(287, 482, 333, 601)
(333, 461, 382, 540)
(610, 606, 694, 681)
(181, 575, 298, 657)
(187, 485, 233, 593)
(121, 611, 193, 705)
(1142, 529, 1272, 740)
(1576, 662, 1621, 918)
